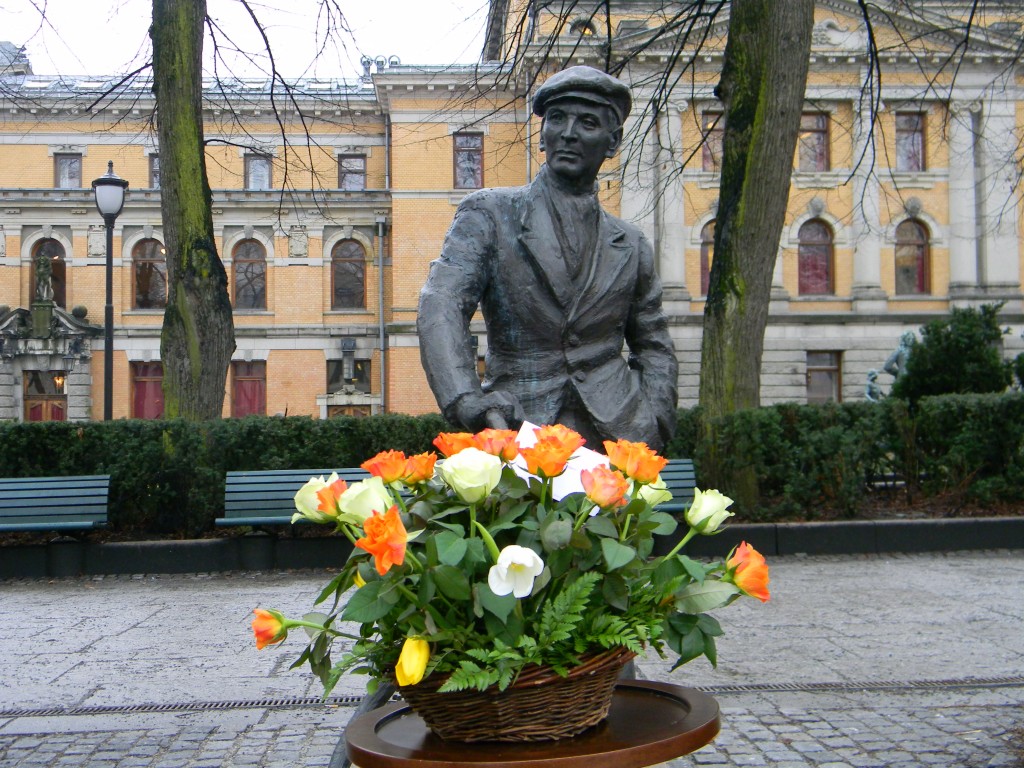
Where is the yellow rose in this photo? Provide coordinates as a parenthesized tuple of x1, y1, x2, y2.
(438, 447, 502, 504)
(685, 487, 735, 534)
(338, 476, 394, 521)
(292, 473, 342, 524)
(637, 475, 673, 507)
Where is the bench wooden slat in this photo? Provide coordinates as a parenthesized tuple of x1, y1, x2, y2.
(0, 474, 110, 532)
(217, 459, 697, 528)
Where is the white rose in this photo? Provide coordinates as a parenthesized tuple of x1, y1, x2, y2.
(487, 545, 545, 599)
(439, 447, 502, 504)
(338, 476, 394, 521)
(638, 475, 673, 508)
(685, 487, 734, 534)
(292, 473, 340, 524)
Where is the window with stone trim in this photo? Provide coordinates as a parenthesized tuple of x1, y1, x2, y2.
(331, 239, 366, 309)
(797, 112, 830, 172)
(895, 112, 925, 172)
(233, 239, 267, 310)
(133, 238, 168, 309)
(54, 153, 82, 188)
(701, 112, 724, 172)
(338, 155, 367, 190)
(797, 219, 834, 295)
(453, 132, 483, 189)
(149, 155, 161, 188)
(244, 154, 272, 190)
(327, 358, 371, 394)
(806, 351, 842, 404)
(30, 238, 67, 308)
(700, 220, 715, 296)
(894, 219, 930, 295)
(232, 361, 266, 417)
(132, 362, 164, 419)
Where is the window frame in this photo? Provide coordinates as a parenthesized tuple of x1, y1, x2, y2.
(327, 358, 372, 394)
(797, 112, 830, 172)
(894, 219, 931, 295)
(895, 112, 926, 172)
(806, 351, 842, 404)
(330, 239, 367, 310)
(231, 361, 267, 417)
(244, 153, 273, 190)
(453, 132, 484, 190)
(699, 220, 715, 296)
(149, 155, 161, 189)
(232, 239, 268, 310)
(131, 362, 165, 419)
(338, 154, 367, 191)
(54, 153, 82, 189)
(701, 111, 724, 172)
(132, 238, 168, 310)
(797, 219, 835, 296)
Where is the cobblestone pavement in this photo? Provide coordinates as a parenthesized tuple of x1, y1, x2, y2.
(1, 551, 1021, 767)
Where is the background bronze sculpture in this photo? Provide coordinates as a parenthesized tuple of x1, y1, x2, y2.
(418, 66, 678, 451)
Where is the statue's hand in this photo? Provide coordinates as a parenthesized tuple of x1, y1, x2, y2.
(452, 391, 524, 433)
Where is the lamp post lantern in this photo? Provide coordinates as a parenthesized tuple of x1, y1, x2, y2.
(91, 161, 129, 421)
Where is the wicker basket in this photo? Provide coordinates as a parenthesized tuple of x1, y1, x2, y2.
(396, 646, 636, 742)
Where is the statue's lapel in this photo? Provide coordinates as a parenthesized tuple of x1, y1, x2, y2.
(517, 186, 575, 309)
(571, 213, 632, 320)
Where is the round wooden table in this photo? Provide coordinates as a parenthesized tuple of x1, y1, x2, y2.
(345, 681, 720, 768)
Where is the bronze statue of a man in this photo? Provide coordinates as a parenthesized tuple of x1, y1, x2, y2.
(418, 66, 678, 451)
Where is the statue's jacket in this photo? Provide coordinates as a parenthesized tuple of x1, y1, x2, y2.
(418, 167, 678, 448)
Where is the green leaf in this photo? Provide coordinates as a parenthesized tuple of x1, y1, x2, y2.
(652, 555, 686, 588)
(674, 581, 741, 614)
(416, 570, 436, 608)
(671, 626, 706, 670)
(301, 612, 331, 640)
(647, 511, 678, 535)
(698, 614, 724, 637)
(435, 530, 468, 566)
(680, 556, 710, 584)
(540, 518, 572, 551)
(600, 538, 636, 571)
(476, 583, 516, 622)
(314, 571, 348, 605)
(585, 514, 618, 539)
(433, 565, 471, 600)
(601, 572, 629, 611)
(341, 580, 394, 622)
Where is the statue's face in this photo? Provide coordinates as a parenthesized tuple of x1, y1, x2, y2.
(540, 99, 621, 185)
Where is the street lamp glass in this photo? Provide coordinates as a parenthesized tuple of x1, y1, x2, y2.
(92, 161, 129, 218)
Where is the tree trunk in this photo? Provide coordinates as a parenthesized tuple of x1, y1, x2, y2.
(698, 0, 814, 503)
(151, 0, 235, 419)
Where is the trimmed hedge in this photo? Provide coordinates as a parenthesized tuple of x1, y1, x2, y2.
(1, 395, 1021, 535)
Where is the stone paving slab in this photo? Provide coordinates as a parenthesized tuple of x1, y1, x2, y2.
(1, 552, 1022, 767)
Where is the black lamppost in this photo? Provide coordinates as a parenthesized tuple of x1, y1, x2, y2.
(91, 161, 128, 421)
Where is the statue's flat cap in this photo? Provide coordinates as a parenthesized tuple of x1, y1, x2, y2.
(533, 66, 631, 124)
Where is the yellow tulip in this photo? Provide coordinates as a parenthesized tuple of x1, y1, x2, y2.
(395, 637, 430, 686)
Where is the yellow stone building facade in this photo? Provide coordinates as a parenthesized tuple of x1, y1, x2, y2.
(0, 1, 1021, 423)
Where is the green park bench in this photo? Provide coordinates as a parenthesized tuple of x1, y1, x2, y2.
(216, 459, 696, 529)
(0, 475, 110, 532)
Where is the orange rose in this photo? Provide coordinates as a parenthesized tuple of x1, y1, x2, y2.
(521, 438, 573, 478)
(361, 450, 409, 484)
(533, 424, 586, 455)
(252, 608, 287, 650)
(602, 438, 668, 484)
(403, 452, 437, 484)
(433, 432, 477, 458)
(355, 506, 408, 575)
(474, 429, 520, 461)
(316, 476, 348, 517)
(727, 541, 770, 603)
(581, 466, 630, 509)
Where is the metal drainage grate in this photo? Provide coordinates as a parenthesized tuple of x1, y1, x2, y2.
(2, 676, 1022, 719)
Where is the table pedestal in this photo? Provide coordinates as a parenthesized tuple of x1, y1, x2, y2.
(345, 680, 720, 768)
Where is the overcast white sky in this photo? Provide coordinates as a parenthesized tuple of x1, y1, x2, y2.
(2, 0, 489, 78)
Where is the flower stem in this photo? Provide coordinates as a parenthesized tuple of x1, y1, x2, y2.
(661, 527, 698, 560)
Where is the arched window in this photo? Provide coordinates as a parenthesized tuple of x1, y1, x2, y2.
(233, 239, 267, 310)
(894, 219, 930, 295)
(797, 219, 834, 295)
(331, 239, 366, 310)
(30, 238, 67, 308)
(700, 220, 715, 296)
(133, 238, 167, 309)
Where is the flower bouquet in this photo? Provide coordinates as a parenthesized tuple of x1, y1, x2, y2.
(252, 424, 769, 742)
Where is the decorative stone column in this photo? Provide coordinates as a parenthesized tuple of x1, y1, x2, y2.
(655, 103, 690, 307)
(977, 96, 1022, 307)
(947, 101, 982, 303)
(850, 94, 886, 311)
(619, 111, 658, 246)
